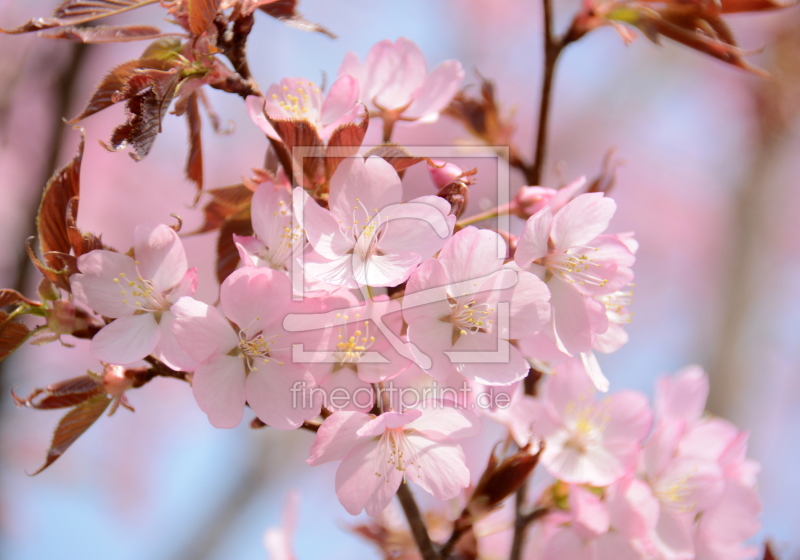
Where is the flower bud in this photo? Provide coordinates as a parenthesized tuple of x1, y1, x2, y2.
(511, 186, 558, 219)
(437, 181, 470, 219)
(46, 300, 91, 336)
(428, 160, 465, 189)
(102, 364, 135, 399)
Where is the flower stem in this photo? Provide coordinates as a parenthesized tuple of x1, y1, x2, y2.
(396, 483, 441, 560)
(455, 202, 511, 228)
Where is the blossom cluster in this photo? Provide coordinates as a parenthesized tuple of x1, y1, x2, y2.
(4, 26, 763, 560)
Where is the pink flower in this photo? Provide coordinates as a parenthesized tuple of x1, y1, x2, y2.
(515, 359, 652, 486)
(338, 37, 464, 122)
(234, 181, 302, 272)
(263, 491, 299, 560)
(246, 75, 362, 141)
(70, 222, 198, 370)
(171, 267, 316, 429)
(307, 403, 481, 516)
(511, 176, 586, 219)
(294, 156, 454, 288)
(402, 227, 550, 385)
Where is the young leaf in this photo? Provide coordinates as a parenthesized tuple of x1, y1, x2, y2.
(324, 112, 369, 181)
(258, 0, 336, 38)
(191, 184, 253, 234)
(37, 132, 84, 265)
(266, 117, 324, 187)
(185, 92, 204, 195)
(216, 218, 253, 284)
(0, 0, 160, 34)
(65, 197, 104, 256)
(106, 68, 182, 160)
(188, 0, 222, 35)
(29, 394, 112, 475)
(39, 24, 168, 43)
(12, 375, 106, 410)
(0, 289, 39, 308)
(68, 58, 178, 124)
(0, 311, 33, 363)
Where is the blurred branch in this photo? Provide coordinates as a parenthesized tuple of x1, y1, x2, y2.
(707, 17, 800, 417)
(396, 483, 440, 560)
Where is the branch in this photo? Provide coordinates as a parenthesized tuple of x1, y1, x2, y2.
(396, 483, 440, 560)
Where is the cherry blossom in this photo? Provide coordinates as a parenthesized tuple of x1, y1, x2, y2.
(338, 37, 464, 123)
(246, 75, 362, 141)
(294, 155, 455, 288)
(307, 403, 481, 516)
(513, 359, 652, 486)
(70, 222, 198, 370)
(234, 181, 301, 272)
(402, 227, 550, 385)
(171, 267, 316, 429)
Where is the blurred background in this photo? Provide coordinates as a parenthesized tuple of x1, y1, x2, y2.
(1, 0, 799, 558)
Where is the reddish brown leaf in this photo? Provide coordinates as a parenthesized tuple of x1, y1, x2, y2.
(191, 184, 253, 234)
(259, 0, 336, 38)
(65, 197, 104, 256)
(29, 394, 111, 475)
(185, 92, 204, 196)
(0, 0, 160, 34)
(324, 114, 369, 181)
(267, 117, 324, 187)
(12, 375, 105, 410)
(216, 218, 252, 284)
(720, 0, 797, 13)
(37, 132, 84, 268)
(363, 143, 427, 173)
(67, 58, 176, 124)
(188, 0, 221, 35)
(40, 24, 168, 43)
(0, 311, 32, 363)
(106, 67, 182, 160)
(0, 289, 39, 308)
(140, 37, 183, 62)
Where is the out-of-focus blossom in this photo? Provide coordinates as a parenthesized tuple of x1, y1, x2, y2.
(511, 359, 652, 486)
(264, 491, 299, 560)
(307, 403, 481, 515)
(510, 176, 586, 220)
(403, 227, 550, 385)
(70, 223, 198, 370)
(338, 37, 464, 123)
(172, 267, 315, 429)
(294, 156, 454, 288)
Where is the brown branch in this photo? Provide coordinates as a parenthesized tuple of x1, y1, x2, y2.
(396, 483, 440, 560)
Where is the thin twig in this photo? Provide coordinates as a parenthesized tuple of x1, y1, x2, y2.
(396, 483, 441, 560)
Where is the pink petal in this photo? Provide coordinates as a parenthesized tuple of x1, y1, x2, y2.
(90, 313, 160, 365)
(320, 75, 359, 127)
(320, 369, 374, 412)
(549, 280, 592, 356)
(192, 354, 247, 429)
(541, 528, 592, 560)
(251, 182, 293, 251)
(234, 234, 266, 267)
(337, 51, 365, 90)
(335, 439, 401, 516)
(453, 332, 531, 385)
(501, 269, 551, 340)
(405, 405, 481, 440)
(366, 38, 427, 111)
(374, 195, 454, 260)
(580, 351, 610, 392)
(515, 206, 553, 269)
(357, 410, 422, 436)
(171, 296, 239, 363)
(152, 311, 198, 371)
(652, 511, 694, 560)
(551, 193, 616, 250)
(72, 250, 138, 318)
(307, 411, 371, 466)
(246, 363, 317, 430)
(328, 156, 402, 228)
(133, 222, 188, 292)
(438, 227, 505, 285)
(404, 434, 470, 499)
(293, 187, 351, 259)
(303, 253, 357, 288)
(655, 365, 709, 426)
(246, 95, 279, 139)
(167, 268, 198, 302)
(571, 484, 610, 539)
(605, 391, 653, 443)
(220, 267, 291, 331)
(406, 316, 457, 381)
(403, 59, 464, 121)
(355, 252, 421, 287)
(402, 258, 451, 325)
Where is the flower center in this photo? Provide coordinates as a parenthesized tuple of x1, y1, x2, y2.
(596, 289, 634, 324)
(112, 264, 169, 313)
(373, 428, 421, 481)
(563, 400, 610, 452)
(237, 319, 283, 371)
(450, 299, 494, 336)
(262, 199, 302, 270)
(334, 318, 375, 366)
(544, 247, 608, 288)
(271, 81, 321, 122)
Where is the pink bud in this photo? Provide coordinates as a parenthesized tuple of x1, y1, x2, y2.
(511, 186, 558, 219)
(46, 300, 89, 336)
(102, 364, 134, 399)
(428, 161, 465, 189)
